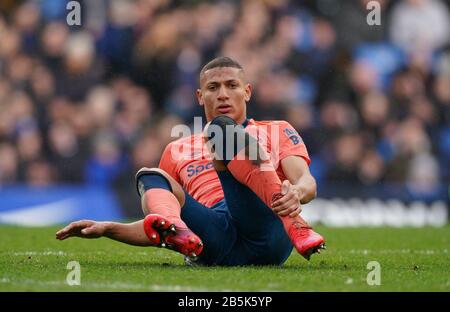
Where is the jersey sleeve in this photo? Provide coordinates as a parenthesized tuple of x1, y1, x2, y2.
(158, 142, 181, 183)
(277, 121, 311, 166)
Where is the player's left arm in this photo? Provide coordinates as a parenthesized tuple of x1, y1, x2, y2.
(283, 155, 317, 204)
(271, 155, 317, 217)
(270, 121, 316, 217)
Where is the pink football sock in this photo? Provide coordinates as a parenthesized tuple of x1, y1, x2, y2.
(226, 150, 312, 229)
(143, 189, 188, 229)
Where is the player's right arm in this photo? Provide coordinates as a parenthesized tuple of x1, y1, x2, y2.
(56, 219, 152, 246)
(56, 142, 186, 246)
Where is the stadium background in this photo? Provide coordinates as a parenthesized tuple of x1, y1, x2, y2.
(0, 0, 449, 227)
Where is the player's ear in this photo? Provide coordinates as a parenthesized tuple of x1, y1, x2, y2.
(244, 83, 252, 102)
(196, 89, 204, 106)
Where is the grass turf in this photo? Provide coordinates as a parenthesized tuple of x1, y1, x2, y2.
(0, 225, 449, 291)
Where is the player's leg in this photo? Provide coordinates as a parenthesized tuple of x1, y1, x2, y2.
(205, 116, 325, 260)
(167, 160, 291, 265)
(180, 193, 238, 265)
(215, 170, 293, 265)
(136, 167, 237, 265)
(135, 167, 203, 257)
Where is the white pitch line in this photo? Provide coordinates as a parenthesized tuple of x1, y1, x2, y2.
(2, 250, 166, 257)
(0, 277, 227, 291)
(346, 249, 449, 255)
(9, 251, 68, 256)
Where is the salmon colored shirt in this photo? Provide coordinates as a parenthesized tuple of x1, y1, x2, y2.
(159, 119, 310, 208)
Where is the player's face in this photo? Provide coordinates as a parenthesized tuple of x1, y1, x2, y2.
(197, 67, 252, 124)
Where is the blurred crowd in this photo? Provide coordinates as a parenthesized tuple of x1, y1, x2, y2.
(0, 0, 449, 210)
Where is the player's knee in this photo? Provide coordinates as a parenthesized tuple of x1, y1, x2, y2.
(135, 167, 185, 206)
(210, 115, 237, 128)
(205, 115, 240, 165)
(206, 116, 238, 143)
(205, 115, 262, 166)
(136, 168, 171, 196)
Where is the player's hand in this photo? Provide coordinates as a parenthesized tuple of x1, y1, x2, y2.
(56, 220, 107, 240)
(271, 180, 302, 217)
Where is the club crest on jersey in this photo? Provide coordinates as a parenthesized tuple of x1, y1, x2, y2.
(283, 128, 302, 145)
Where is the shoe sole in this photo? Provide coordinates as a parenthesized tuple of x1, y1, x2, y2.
(148, 215, 203, 258)
(302, 243, 326, 261)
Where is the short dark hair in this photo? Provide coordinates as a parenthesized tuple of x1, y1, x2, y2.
(199, 56, 243, 78)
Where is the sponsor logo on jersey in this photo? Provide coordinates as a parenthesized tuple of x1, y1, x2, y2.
(186, 162, 214, 177)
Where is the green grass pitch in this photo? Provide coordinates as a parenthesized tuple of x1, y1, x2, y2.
(0, 225, 449, 291)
